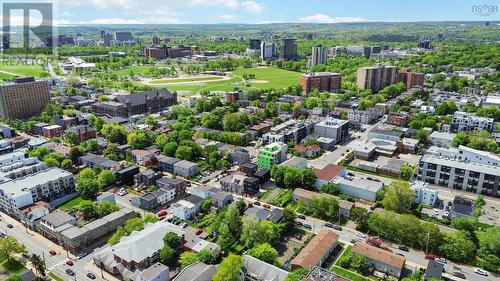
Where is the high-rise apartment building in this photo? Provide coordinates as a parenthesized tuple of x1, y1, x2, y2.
(398, 68, 425, 90)
(115, 31, 132, 42)
(249, 39, 262, 50)
(310, 45, 328, 66)
(356, 65, 398, 93)
(280, 38, 297, 60)
(103, 33, 113, 47)
(300, 72, 342, 94)
(260, 42, 276, 60)
(0, 77, 50, 119)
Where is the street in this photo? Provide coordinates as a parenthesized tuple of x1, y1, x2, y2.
(0, 211, 110, 281)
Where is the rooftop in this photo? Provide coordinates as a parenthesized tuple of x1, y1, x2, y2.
(313, 164, 345, 181)
(291, 230, 338, 269)
(352, 242, 405, 270)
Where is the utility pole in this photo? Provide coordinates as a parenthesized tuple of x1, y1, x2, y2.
(425, 232, 430, 253)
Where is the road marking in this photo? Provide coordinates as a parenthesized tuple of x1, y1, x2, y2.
(47, 260, 66, 271)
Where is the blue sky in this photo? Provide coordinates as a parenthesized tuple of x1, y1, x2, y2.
(3, 0, 500, 25)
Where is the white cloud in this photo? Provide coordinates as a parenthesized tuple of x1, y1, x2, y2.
(298, 14, 367, 23)
(241, 1, 264, 13)
(185, 0, 239, 9)
(215, 14, 238, 21)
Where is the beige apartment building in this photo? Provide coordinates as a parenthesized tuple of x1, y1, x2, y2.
(357, 65, 398, 93)
(0, 77, 50, 119)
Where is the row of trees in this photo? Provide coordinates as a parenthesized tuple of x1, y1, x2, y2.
(271, 165, 317, 190)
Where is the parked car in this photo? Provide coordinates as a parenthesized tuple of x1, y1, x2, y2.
(297, 215, 305, 219)
(263, 204, 270, 209)
(367, 177, 373, 181)
(473, 268, 488, 276)
(66, 269, 75, 276)
(347, 172, 355, 177)
(0, 232, 5, 238)
(324, 223, 333, 228)
(373, 178, 381, 182)
(87, 273, 96, 279)
(49, 250, 57, 256)
(182, 222, 188, 228)
(66, 260, 74, 266)
(356, 232, 366, 238)
(425, 253, 435, 260)
(253, 201, 260, 206)
(452, 271, 466, 279)
(333, 225, 343, 231)
(303, 224, 312, 229)
(436, 257, 447, 264)
(195, 229, 203, 235)
(6, 224, 12, 229)
(398, 245, 409, 252)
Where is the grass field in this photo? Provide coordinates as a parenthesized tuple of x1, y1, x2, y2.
(111, 65, 159, 76)
(149, 76, 225, 84)
(58, 196, 84, 211)
(147, 67, 301, 93)
(0, 64, 48, 78)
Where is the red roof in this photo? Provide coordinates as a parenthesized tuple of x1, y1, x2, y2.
(313, 164, 345, 181)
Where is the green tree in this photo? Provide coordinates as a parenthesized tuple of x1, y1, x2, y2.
(400, 164, 415, 180)
(320, 183, 340, 195)
(30, 253, 46, 277)
(98, 170, 116, 189)
(96, 200, 119, 217)
(452, 132, 469, 147)
(0, 236, 26, 262)
(66, 131, 77, 146)
(197, 249, 216, 264)
(351, 207, 369, 231)
(200, 199, 213, 213)
(175, 145, 194, 160)
(224, 202, 242, 237)
(451, 217, 478, 236)
(77, 177, 100, 199)
(28, 146, 49, 160)
(179, 251, 199, 268)
(159, 245, 176, 265)
(101, 124, 128, 144)
(127, 130, 155, 149)
(217, 223, 235, 250)
(213, 254, 243, 281)
(6, 274, 22, 281)
(382, 181, 415, 213)
(439, 231, 476, 262)
(60, 159, 73, 171)
(79, 200, 98, 219)
(247, 243, 279, 265)
(163, 232, 181, 249)
(163, 142, 179, 157)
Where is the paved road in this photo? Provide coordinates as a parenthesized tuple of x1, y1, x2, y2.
(0, 211, 108, 281)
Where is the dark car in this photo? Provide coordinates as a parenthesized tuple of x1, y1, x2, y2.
(6, 224, 13, 229)
(347, 172, 355, 177)
(333, 225, 343, 231)
(263, 204, 271, 209)
(87, 273, 96, 279)
(452, 271, 466, 279)
(66, 269, 75, 276)
(0, 232, 5, 238)
(297, 215, 305, 219)
(324, 223, 333, 228)
(303, 224, 312, 229)
(253, 201, 260, 206)
(398, 245, 409, 252)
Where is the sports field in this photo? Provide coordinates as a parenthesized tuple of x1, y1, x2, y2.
(0, 64, 48, 78)
(148, 75, 226, 84)
(144, 66, 302, 93)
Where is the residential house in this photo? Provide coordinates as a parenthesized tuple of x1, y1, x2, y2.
(292, 188, 354, 218)
(313, 164, 346, 189)
(172, 262, 216, 281)
(291, 230, 339, 270)
(352, 242, 406, 278)
(157, 156, 180, 173)
(116, 165, 140, 185)
(173, 160, 199, 178)
(65, 125, 96, 144)
(137, 263, 170, 281)
(241, 255, 289, 281)
(244, 207, 283, 223)
(134, 169, 162, 188)
(93, 222, 184, 281)
(43, 125, 64, 138)
(156, 177, 187, 197)
(279, 156, 307, 169)
(171, 195, 203, 220)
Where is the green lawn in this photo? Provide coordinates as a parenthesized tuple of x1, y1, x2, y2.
(149, 67, 301, 93)
(0, 252, 7, 264)
(1, 259, 27, 274)
(331, 246, 378, 281)
(49, 272, 65, 281)
(149, 76, 225, 84)
(111, 65, 161, 76)
(58, 196, 85, 211)
(0, 64, 48, 78)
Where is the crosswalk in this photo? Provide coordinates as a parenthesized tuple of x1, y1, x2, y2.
(47, 260, 66, 271)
